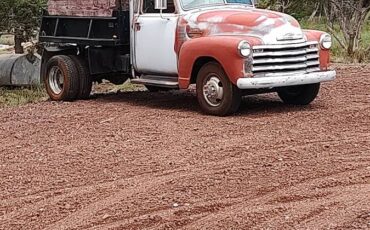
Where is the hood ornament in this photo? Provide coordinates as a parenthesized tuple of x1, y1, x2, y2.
(277, 33, 303, 41)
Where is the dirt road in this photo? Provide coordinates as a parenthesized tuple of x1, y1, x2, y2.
(0, 65, 369, 229)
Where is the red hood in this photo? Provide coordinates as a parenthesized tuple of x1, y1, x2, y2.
(183, 7, 303, 45)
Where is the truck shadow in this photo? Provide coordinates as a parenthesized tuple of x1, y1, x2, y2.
(93, 90, 318, 116)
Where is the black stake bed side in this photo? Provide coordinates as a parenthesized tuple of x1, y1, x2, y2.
(39, 11, 130, 47)
(39, 11, 131, 76)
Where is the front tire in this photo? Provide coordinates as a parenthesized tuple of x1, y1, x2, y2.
(196, 62, 241, 116)
(277, 83, 320, 105)
(45, 55, 79, 101)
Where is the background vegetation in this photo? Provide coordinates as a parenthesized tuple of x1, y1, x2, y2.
(0, 0, 46, 53)
(1, 0, 369, 61)
(259, 0, 370, 62)
(0, 86, 47, 108)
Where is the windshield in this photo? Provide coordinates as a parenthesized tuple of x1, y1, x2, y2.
(181, 0, 253, 10)
(181, 0, 225, 9)
(227, 0, 252, 4)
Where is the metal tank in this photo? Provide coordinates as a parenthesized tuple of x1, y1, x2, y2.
(0, 54, 41, 86)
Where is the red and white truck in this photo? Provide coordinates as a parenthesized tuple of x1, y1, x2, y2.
(40, 0, 336, 116)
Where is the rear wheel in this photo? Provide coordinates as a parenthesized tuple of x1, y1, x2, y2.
(145, 85, 171, 92)
(45, 55, 79, 101)
(68, 55, 92, 100)
(196, 62, 241, 116)
(277, 83, 320, 105)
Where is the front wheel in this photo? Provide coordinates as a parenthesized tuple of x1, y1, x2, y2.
(277, 83, 321, 105)
(196, 62, 241, 116)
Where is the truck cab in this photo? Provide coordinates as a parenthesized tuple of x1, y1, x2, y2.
(39, 0, 336, 116)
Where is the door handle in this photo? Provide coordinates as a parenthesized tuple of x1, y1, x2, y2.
(134, 21, 141, 31)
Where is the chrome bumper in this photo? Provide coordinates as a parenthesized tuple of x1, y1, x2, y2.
(237, 70, 336, 89)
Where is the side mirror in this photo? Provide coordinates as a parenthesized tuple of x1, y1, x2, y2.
(155, 0, 167, 10)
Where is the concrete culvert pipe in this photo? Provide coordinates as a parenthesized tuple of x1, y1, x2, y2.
(0, 54, 41, 86)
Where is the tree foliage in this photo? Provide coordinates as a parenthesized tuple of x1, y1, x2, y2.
(260, 0, 370, 61)
(327, 0, 370, 59)
(0, 0, 46, 53)
(0, 0, 370, 60)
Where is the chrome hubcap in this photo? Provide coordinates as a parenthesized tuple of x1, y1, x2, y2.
(48, 66, 64, 95)
(203, 76, 224, 107)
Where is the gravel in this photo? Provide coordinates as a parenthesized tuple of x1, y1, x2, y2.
(0, 64, 369, 229)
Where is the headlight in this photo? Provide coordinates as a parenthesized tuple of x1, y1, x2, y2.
(238, 40, 252, 57)
(320, 34, 332, 49)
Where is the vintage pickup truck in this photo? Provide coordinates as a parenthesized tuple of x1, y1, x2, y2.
(39, 0, 336, 116)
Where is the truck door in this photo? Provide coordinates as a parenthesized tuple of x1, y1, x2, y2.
(133, 0, 178, 75)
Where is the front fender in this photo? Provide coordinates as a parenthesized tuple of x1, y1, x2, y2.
(178, 36, 250, 89)
(303, 30, 331, 70)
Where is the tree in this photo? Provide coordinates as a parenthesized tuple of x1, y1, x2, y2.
(326, 0, 370, 60)
(259, 0, 370, 61)
(0, 0, 46, 54)
(275, 0, 292, 13)
(0, 0, 11, 33)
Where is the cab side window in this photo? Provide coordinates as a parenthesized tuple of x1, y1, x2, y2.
(142, 0, 176, 13)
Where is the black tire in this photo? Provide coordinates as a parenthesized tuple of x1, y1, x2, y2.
(145, 85, 171, 92)
(196, 62, 241, 116)
(277, 83, 321, 105)
(45, 55, 79, 101)
(68, 55, 92, 100)
(108, 74, 129, 85)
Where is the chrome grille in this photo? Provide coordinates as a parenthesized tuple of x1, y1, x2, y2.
(251, 41, 320, 77)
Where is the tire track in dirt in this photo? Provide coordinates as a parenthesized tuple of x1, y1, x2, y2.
(179, 166, 370, 229)
(1, 137, 369, 229)
(2, 130, 367, 209)
(0, 65, 369, 229)
(45, 154, 369, 229)
(0, 155, 248, 229)
(41, 156, 257, 229)
(3, 130, 363, 221)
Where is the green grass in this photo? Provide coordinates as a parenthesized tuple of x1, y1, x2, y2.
(0, 86, 47, 108)
(0, 82, 144, 108)
(115, 81, 145, 92)
(300, 19, 370, 62)
(92, 81, 146, 95)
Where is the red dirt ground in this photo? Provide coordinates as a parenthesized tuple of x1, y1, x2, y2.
(0, 65, 369, 230)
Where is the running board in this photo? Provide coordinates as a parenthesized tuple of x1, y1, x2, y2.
(131, 75, 179, 88)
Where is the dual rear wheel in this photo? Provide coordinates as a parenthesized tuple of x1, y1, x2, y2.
(45, 55, 92, 101)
